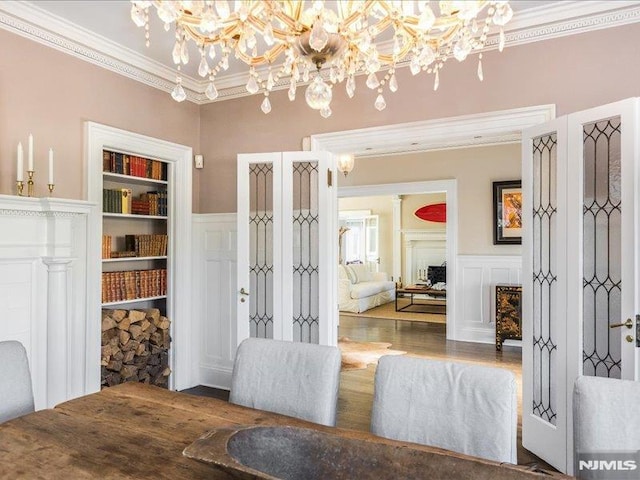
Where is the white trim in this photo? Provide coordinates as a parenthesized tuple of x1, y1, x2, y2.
(0, 2, 638, 104)
(84, 122, 193, 392)
(310, 105, 555, 158)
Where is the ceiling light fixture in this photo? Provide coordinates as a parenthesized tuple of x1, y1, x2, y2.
(130, 1, 513, 117)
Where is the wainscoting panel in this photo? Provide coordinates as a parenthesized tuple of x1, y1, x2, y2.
(192, 213, 237, 390)
(454, 255, 522, 344)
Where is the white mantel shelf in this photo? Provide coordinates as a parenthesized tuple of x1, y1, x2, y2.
(0, 194, 96, 410)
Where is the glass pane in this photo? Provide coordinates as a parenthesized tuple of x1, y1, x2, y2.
(249, 163, 274, 339)
(582, 117, 622, 379)
(531, 133, 558, 426)
(292, 161, 319, 343)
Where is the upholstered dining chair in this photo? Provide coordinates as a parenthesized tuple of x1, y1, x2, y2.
(229, 337, 342, 427)
(371, 355, 517, 464)
(0, 340, 35, 423)
(573, 375, 640, 478)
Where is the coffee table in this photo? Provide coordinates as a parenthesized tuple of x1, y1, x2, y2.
(395, 285, 447, 314)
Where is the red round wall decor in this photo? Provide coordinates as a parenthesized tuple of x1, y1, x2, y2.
(414, 203, 446, 223)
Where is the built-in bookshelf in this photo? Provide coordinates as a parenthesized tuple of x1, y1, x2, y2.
(101, 149, 169, 307)
(85, 122, 193, 393)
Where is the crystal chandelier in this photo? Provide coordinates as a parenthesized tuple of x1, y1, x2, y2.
(130, 1, 513, 117)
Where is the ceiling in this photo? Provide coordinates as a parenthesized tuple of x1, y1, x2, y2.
(1, 1, 639, 104)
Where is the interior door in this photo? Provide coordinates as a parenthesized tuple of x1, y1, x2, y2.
(522, 98, 640, 474)
(237, 151, 336, 347)
(522, 117, 569, 473)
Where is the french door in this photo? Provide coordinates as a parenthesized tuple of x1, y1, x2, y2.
(522, 98, 640, 474)
(237, 151, 337, 346)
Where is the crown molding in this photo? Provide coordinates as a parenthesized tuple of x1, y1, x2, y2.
(1, 1, 639, 106)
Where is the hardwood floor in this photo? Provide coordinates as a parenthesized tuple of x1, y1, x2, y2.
(183, 314, 554, 471)
(337, 315, 553, 471)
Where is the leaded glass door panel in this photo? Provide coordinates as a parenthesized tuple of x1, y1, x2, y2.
(522, 98, 640, 476)
(237, 151, 336, 347)
(522, 118, 568, 473)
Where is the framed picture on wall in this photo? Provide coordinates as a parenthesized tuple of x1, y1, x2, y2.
(493, 180, 522, 245)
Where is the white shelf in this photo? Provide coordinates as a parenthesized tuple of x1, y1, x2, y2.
(103, 213, 167, 220)
(102, 256, 167, 263)
(102, 295, 167, 307)
(103, 172, 168, 186)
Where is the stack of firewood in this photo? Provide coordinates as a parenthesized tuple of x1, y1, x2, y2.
(101, 308, 171, 388)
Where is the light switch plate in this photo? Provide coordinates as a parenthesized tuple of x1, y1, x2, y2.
(194, 154, 204, 169)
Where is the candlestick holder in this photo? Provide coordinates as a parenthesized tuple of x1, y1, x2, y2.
(48, 183, 55, 197)
(27, 170, 34, 197)
(16, 180, 24, 196)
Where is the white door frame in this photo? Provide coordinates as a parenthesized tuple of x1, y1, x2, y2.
(308, 104, 556, 344)
(339, 181, 458, 340)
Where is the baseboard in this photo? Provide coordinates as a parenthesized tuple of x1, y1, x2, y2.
(199, 365, 232, 390)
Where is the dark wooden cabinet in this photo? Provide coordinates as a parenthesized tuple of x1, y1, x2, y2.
(495, 285, 522, 351)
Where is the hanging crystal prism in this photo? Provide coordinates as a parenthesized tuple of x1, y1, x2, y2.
(499, 28, 505, 52)
(288, 81, 296, 101)
(180, 41, 189, 64)
(477, 54, 484, 81)
(266, 70, 275, 91)
(320, 106, 332, 118)
(246, 73, 259, 94)
(366, 72, 379, 89)
(374, 93, 386, 111)
(263, 22, 275, 46)
(205, 81, 218, 100)
(208, 45, 216, 59)
(261, 96, 271, 114)
(172, 41, 181, 65)
(309, 21, 329, 52)
(389, 73, 398, 93)
(346, 76, 356, 98)
(433, 69, 440, 91)
(198, 55, 209, 77)
(171, 82, 186, 102)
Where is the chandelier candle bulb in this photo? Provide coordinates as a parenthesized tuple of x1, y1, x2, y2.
(131, 0, 513, 116)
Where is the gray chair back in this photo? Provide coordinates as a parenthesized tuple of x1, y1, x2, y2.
(371, 355, 517, 464)
(229, 337, 341, 426)
(0, 340, 35, 423)
(573, 375, 640, 478)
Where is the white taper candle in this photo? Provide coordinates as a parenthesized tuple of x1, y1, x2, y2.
(17, 142, 24, 182)
(28, 134, 34, 171)
(48, 148, 54, 184)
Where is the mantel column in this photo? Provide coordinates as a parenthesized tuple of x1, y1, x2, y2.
(392, 196, 402, 283)
(42, 257, 73, 408)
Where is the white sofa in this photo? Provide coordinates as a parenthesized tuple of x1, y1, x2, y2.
(338, 264, 395, 313)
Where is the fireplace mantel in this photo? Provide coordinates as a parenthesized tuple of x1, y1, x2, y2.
(0, 194, 95, 409)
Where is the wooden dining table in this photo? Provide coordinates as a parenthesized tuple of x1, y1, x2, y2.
(0, 383, 567, 479)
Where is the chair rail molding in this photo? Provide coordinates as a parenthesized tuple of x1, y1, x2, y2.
(0, 194, 95, 409)
(454, 255, 522, 345)
(192, 213, 237, 390)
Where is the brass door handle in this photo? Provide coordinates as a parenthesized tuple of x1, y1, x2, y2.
(610, 319, 633, 329)
(239, 288, 250, 296)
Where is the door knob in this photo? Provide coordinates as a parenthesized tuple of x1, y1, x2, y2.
(626, 335, 634, 343)
(610, 319, 633, 329)
(239, 288, 250, 296)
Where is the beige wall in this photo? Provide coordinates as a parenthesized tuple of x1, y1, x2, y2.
(2, 21, 640, 215)
(402, 193, 447, 231)
(198, 22, 640, 213)
(363, 144, 521, 255)
(0, 29, 201, 206)
(339, 195, 394, 275)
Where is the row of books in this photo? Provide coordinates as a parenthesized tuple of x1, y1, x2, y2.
(102, 235, 168, 259)
(103, 189, 168, 216)
(101, 269, 167, 304)
(103, 150, 167, 181)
